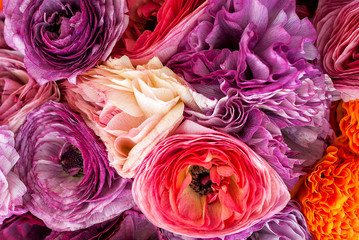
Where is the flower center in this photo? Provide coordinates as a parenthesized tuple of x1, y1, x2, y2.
(60, 146, 84, 177)
(189, 166, 213, 195)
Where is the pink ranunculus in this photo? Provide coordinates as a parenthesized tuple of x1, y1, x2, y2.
(314, 0, 359, 98)
(112, 0, 209, 65)
(133, 120, 290, 238)
(61, 56, 210, 178)
(0, 49, 60, 132)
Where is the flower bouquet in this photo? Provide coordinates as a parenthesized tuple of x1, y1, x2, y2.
(0, 0, 358, 239)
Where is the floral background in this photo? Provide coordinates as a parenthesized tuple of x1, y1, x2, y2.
(0, 0, 358, 239)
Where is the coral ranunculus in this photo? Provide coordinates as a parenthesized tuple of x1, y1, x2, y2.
(297, 144, 359, 240)
(3, 0, 128, 84)
(15, 101, 134, 231)
(62, 56, 207, 178)
(133, 121, 290, 238)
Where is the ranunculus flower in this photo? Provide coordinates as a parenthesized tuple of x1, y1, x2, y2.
(15, 101, 134, 231)
(62, 56, 207, 178)
(133, 120, 290, 238)
(112, 0, 208, 65)
(297, 144, 359, 240)
(46, 207, 162, 240)
(3, 0, 128, 84)
(314, 0, 359, 98)
(0, 49, 60, 132)
(0, 213, 51, 240)
(335, 100, 359, 154)
(0, 125, 26, 224)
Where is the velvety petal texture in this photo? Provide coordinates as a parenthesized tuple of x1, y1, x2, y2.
(0, 49, 60, 132)
(314, 0, 359, 98)
(46, 208, 162, 240)
(62, 56, 208, 178)
(0, 213, 51, 240)
(4, 0, 129, 84)
(0, 125, 26, 224)
(15, 101, 134, 231)
(133, 120, 290, 238)
(168, 0, 335, 190)
(113, 0, 208, 65)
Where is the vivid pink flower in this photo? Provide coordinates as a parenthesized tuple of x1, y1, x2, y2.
(133, 120, 290, 238)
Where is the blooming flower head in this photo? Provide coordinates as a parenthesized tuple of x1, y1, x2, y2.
(0, 125, 26, 224)
(62, 56, 205, 178)
(0, 49, 60, 132)
(15, 101, 134, 231)
(297, 144, 359, 240)
(314, 0, 359, 98)
(113, 0, 208, 65)
(4, 0, 128, 84)
(133, 120, 290, 238)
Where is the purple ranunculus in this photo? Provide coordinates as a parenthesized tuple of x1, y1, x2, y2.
(15, 101, 134, 231)
(3, 0, 128, 84)
(167, 0, 327, 129)
(46, 207, 162, 240)
(0, 213, 51, 240)
(0, 125, 26, 223)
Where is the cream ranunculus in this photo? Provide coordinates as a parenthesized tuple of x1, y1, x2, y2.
(62, 56, 208, 178)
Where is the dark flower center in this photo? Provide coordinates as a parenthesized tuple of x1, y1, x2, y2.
(60, 146, 84, 177)
(189, 166, 213, 195)
(45, 4, 77, 37)
(144, 16, 158, 32)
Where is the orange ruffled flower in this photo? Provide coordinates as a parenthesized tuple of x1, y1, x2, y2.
(335, 100, 359, 154)
(297, 144, 359, 240)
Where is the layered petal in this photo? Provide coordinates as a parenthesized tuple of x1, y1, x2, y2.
(15, 101, 134, 231)
(4, 0, 128, 84)
(133, 120, 290, 238)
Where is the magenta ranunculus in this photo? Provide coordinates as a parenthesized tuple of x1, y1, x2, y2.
(15, 101, 134, 231)
(46, 207, 162, 240)
(0, 49, 60, 132)
(0, 12, 10, 49)
(314, 0, 359, 99)
(0, 125, 26, 224)
(133, 120, 290, 238)
(0, 213, 51, 240)
(4, 0, 128, 84)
